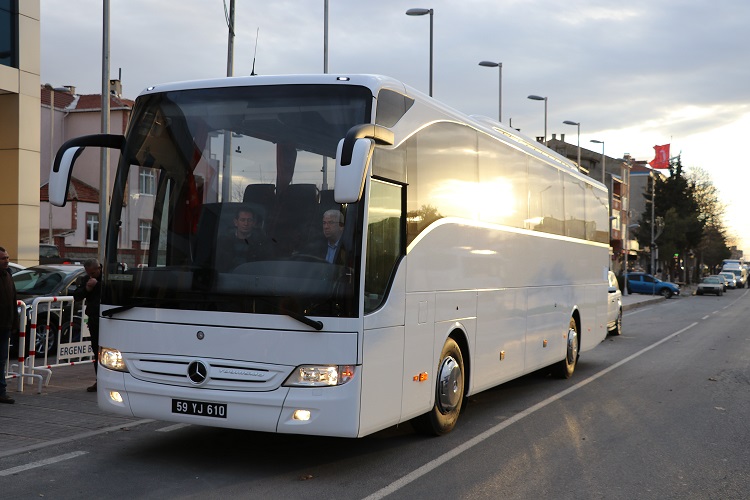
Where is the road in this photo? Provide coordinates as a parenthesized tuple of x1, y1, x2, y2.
(2, 290, 749, 499)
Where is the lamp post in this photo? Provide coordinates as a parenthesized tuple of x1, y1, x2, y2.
(527, 95, 547, 145)
(591, 139, 605, 184)
(562, 120, 581, 167)
(479, 60, 502, 122)
(406, 8, 434, 97)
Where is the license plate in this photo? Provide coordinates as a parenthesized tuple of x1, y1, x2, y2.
(172, 399, 227, 418)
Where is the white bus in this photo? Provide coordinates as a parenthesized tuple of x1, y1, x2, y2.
(50, 74, 610, 437)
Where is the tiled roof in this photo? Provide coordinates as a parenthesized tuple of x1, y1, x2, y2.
(41, 177, 100, 203)
(75, 93, 134, 110)
(40, 86, 134, 111)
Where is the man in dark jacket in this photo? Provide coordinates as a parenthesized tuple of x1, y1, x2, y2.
(0, 246, 20, 404)
(73, 258, 101, 393)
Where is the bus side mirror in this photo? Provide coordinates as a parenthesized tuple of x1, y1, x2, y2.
(334, 124, 394, 204)
(334, 137, 373, 203)
(50, 134, 126, 207)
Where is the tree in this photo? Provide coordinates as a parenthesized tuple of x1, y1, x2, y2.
(686, 166, 731, 273)
(635, 156, 704, 281)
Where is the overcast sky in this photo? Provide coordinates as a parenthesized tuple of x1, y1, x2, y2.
(40, 0, 750, 249)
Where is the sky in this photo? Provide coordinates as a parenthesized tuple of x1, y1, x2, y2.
(40, 0, 750, 250)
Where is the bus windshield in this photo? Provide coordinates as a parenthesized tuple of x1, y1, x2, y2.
(105, 84, 373, 319)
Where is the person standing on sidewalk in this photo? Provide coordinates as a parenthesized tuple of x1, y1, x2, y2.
(0, 246, 19, 404)
(73, 258, 101, 393)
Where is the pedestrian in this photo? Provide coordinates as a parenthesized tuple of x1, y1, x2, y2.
(0, 246, 19, 404)
(73, 258, 101, 393)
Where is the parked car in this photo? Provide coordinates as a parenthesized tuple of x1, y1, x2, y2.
(8, 262, 25, 275)
(10, 264, 86, 357)
(719, 272, 737, 289)
(626, 272, 680, 298)
(715, 274, 728, 291)
(696, 276, 724, 296)
(39, 243, 71, 264)
(606, 271, 622, 335)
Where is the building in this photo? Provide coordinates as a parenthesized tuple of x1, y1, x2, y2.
(0, 1, 40, 267)
(39, 83, 134, 261)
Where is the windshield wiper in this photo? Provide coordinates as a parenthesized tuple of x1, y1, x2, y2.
(279, 305, 324, 331)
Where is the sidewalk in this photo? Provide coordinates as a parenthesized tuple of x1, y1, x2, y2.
(621, 283, 695, 311)
(0, 362, 146, 458)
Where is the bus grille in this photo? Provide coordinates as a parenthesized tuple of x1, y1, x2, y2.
(124, 354, 290, 391)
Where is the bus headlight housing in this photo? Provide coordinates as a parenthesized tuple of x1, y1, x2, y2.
(100, 347, 128, 372)
(284, 365, 355, 387)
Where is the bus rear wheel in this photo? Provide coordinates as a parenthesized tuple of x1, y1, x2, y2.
(412, 337, 465, 436)
(554, 318, 578, 379)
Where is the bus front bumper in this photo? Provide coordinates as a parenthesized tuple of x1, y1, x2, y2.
(97, 368, 362, 437)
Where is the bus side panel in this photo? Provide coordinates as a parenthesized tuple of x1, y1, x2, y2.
(472, 288, 527, 394)
(359, 325, 405, 436)
(399, 292, 436, 421)
(525, 286, 568, 372)
(581, 283, 608, 351)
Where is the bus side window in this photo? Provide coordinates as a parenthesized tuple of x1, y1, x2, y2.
(364, 179, 404, 314)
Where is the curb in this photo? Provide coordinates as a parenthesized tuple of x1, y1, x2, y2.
(622, 296, 665, 312)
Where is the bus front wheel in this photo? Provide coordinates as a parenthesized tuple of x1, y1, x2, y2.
(412, 337, 465, 436)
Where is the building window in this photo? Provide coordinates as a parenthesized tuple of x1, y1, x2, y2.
(0, 0, 18, 68)
(139, 167, 156, 195)
(139, 219, 152, 245)
(86, 213, 99, 242)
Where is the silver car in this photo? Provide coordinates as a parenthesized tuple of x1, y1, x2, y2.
(696, 276, 724, 296)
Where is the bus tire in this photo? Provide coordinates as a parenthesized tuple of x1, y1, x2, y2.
(554, 318, 578, 379)
(412, 337, 465, 436)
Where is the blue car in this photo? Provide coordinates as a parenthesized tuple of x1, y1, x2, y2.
(626, 272, 680, 298)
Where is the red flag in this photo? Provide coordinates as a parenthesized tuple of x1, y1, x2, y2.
(649, 144, 670, 169)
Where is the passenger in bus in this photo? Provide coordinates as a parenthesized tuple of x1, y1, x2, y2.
(216, 205, 272, 271)
(303, 209, 345, 264)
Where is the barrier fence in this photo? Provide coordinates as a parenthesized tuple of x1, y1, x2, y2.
(4, 296, 94, 393)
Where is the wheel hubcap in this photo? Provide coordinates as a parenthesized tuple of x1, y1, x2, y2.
(566, 328, 578, 365)
(437, 355, 462, 413)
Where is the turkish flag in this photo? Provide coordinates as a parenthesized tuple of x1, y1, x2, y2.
(649, 144, 670, 169)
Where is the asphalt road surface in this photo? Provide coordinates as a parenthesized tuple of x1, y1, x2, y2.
(2, 289, 749, 499)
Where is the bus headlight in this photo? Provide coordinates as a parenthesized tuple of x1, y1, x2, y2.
(99, 347, 128, 372)
(283, 365, 355, 387)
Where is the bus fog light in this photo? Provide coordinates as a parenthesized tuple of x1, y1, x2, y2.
(109, 391, 124, 403)
(100, 347, 128, 372)
(284, 365, 356, 387)
(293, 409, 311, 421)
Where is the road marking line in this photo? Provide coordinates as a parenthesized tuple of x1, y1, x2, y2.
(362, 321, 699, 500)
(0, 419, 153, 459)
(0, 451, 87, 476)
(702, 315, 710, 320)
(156, 423, 191, 432)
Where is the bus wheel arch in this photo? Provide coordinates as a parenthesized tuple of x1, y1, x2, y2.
(412, 331, 468, 436)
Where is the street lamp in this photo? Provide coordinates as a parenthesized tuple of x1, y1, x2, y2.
(591, 139, 605, 184)
(527, 95, 547, 145)
(479, 60, 502, 122)
(406, 8, 434, 97)
(562, 120, 581, 168)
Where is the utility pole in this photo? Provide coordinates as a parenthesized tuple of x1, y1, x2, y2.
(99, 0, 110, 264)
